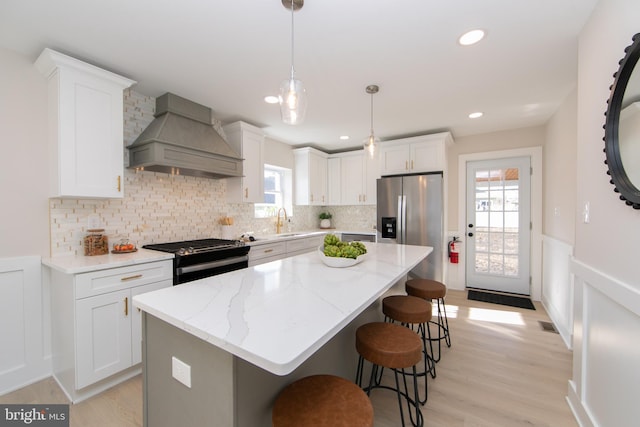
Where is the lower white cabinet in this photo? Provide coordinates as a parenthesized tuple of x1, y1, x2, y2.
(248, 235, 325, 267)
(50, 259, 172, 401)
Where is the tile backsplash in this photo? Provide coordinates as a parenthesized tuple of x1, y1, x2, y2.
(48, 89, 375, 257)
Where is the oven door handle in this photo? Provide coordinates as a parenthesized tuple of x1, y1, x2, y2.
(176, 255, 249, 276)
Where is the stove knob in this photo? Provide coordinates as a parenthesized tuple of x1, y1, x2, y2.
(187, 247, 194, 254)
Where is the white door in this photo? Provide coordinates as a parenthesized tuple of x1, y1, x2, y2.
(465, 157, 531, 295)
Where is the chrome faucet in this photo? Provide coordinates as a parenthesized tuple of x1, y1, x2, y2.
(276, 208, 287, 234)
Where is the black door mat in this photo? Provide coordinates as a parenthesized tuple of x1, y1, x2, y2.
(467, 289, 536, 310)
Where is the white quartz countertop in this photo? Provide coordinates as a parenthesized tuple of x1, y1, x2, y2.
(133, 243, 432, 376)
(42, 248, 174, 274)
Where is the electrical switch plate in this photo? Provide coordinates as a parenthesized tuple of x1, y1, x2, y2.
(172, 356, 191, 388)
(583, 202, 590, 224)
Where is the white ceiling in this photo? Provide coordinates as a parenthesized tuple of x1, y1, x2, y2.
(0, 0, 598, 152)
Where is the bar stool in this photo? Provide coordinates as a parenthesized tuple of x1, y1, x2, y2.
(272, 374, 374, 427)
(355, 322, 424, 427)
(382, 295, 436, 404)
(405, 279, 451, 362)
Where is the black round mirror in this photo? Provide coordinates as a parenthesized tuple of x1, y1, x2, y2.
(604, 33, 640, 209)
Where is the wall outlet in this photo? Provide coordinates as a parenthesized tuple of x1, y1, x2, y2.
(172, 356, 191, 388)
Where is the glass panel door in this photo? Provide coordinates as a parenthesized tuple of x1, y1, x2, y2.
(465, 157, 531, 295)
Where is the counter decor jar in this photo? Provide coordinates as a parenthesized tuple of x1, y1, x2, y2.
(84, 229, 109, 256)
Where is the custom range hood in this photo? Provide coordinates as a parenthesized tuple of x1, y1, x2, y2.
(128, 93, 243, 179)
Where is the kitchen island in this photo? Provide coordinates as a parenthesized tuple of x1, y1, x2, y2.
(133, 243, 432, 427)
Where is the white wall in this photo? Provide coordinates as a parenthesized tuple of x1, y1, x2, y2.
(0, 48, 52, 394)
(569, 0, 640, 425)
(541, 87, 577, 349)
(0, 47, 50, 257)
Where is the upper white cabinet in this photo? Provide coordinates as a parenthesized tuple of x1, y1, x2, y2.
(379, 132, 453, 176)
(35, 48, 135, 198)
(327, 157, 342, 205)
(294, 147, 328, 205)
(334, 151, 379, 205)
(223, 121, 264, 203)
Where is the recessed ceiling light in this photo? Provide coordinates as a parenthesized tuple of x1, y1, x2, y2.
(339, 135, 350, 140)
(469, 112, 484, 119)
(459, 29, 485, 46)
(264, 95, 279, 104)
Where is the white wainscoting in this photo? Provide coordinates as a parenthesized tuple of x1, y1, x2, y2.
(0, 256, 51, 395)
(541, 235, 574, 349)
(568, 259, 640, 427)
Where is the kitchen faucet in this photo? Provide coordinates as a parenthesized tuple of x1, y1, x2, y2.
(276, 208, 287, 234)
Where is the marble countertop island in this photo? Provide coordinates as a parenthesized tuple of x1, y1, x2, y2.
(133, 242, 432, 376)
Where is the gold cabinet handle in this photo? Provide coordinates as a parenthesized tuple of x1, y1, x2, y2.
(124, 297, 128, 316)
(121, 274, 143, 282)
(117, 175, 121, 192)
(264, 249, 274, 253)
(411, 160, 414, 170)
(245, 188, 248, 199)
(405, 160, 408, 170)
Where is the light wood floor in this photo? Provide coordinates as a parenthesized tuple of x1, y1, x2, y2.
(1, 290, 576, 427)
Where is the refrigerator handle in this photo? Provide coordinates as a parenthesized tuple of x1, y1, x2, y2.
(401, 195, 407, 243)
(397, 195, 403, 243)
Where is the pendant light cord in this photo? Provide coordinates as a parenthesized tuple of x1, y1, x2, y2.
(290, 0, 295, 80)
(370, 92, 375, 136)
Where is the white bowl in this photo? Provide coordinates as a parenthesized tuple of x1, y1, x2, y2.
(318, 245, 367, 268)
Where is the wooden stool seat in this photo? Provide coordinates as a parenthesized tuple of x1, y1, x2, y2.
(405, 279, 451, 362)
(382, 295, 436, 402)
(356, 322, 422, 369)
(383, 295, 432, 324)
(272, 374, 374, 427)
(405, 279, 446, 300)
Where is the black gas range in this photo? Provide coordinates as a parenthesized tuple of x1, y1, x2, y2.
(143, 238, 250, 285)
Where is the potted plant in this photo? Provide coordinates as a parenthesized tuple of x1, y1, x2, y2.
(319, 212, 332, 229)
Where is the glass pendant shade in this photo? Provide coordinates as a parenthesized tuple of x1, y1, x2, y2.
(363, 132, 379, 158)
(279, 76, 307, 125)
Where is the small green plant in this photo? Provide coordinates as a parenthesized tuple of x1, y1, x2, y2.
(319, 212, 332, 220)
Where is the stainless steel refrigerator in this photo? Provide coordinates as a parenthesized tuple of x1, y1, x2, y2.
(377, 173, 444, 281)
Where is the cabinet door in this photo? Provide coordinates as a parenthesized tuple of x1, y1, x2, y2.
(76, 289, 131, 389)
(309, 152, 328, 205)
(131, 280, 172, 365)
(341, 155, 364, 204)
(57, 69, 126, 198)
(411, 141, 444, 173)
(380, 145, 411, 175)
(327, 157, 341, 205)
(363, 154, 379, 205)
(224, 122, 264, 203)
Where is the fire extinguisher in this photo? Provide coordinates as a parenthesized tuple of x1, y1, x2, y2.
(448, 237, 460, 264)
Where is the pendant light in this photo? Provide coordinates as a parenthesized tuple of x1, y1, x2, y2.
(279, 0, 307, 125)
(364, 84, 380, 158)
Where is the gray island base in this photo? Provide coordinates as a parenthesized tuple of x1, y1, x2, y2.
(134, 243, 432, 427)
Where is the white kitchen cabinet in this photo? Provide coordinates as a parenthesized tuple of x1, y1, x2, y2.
(294, 148, 328, 205)
(379, 132, 453, 176)
(285, 235, 324, 257)
(223, 121, 264, 203)
(50, 259, 172, 402)
(248, 242, 287, 267)
(248, 234, 326, 266)
(327, 157, 342, 205)
(35, 48, 135, 198)
(332, 151, 379, 205)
